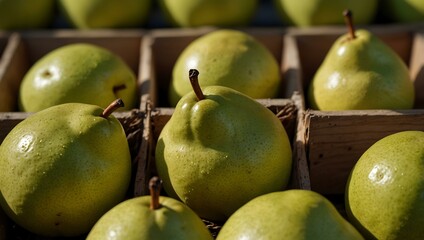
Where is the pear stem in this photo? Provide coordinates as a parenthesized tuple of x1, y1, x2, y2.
(189, 69, 205, 101)
(100, 98, 125, 118)
(343, 9, 356, 39)
(149, 176, 162, 210)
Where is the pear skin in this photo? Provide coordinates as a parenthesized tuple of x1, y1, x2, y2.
(19, 43, 137, 112)
(159, 0, 257, 27)
(59, 0, 151, 29)
(169, 29, 281, 106)
(346, 131, 424, 239)
(0, 0, 55, 29)
(217, 189, 364, 240)
(0, 101, 131, 237)
(87, 177, 213, 240)
(273, 0, 378, 27)
(157, 82, 292, 222)
(308, 29, 414, 110)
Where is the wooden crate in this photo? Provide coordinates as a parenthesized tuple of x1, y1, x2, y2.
(0, 30, 146, 237)
(288, 25, 424, 195)
(0, 30, 144, 112)
(139, 27, 301, 108)
(304, 109, 424, 195)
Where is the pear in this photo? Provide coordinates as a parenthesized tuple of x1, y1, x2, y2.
(159, 0, 257, 27)
(87, 177, 213, 240)
(217, 189, 364, 240)
(156, 69, 292, 221)
(19, 43, 138, 112)
(0, 99, 132, 237)
(169, 29, 281, 106)
(273, 0, 377, 27)
(308, 10, 415, 110)
(345, 131, 424, 239)
(0, 0, 55, 30)
(59, 0, 151, 29)
(381, 0, 424, 23)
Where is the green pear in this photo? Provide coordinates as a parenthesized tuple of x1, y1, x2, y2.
(345, 131, 424, 239)
(19, 43, 138, 112)
(0, 0, 55, 30)
(273, 0, 377, 27)
(217, 189, 364, 240)
(156, 69, 292, 221)
(87, 177, 213, 240)
(159, 0, 257, 27)
(169, 29, 281, 106)
(0, 99, 132, 237)
(308, 11, 414, 110)
(381, 0, 424, 23)
(59, 0, 151, 29)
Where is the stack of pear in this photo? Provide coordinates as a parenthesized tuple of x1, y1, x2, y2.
(308, 10, 415, 110)
(156, 69, 292, 222)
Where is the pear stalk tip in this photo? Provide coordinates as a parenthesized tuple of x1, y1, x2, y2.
(149, 176, 162, 210)
(189, 69, 205, 101)
(101, 98, 125, 118)
(343, 9, 356, 39)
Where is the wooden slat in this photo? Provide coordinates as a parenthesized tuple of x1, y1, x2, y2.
(305, 109, 424, 194)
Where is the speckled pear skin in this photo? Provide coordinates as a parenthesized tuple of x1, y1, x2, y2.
(0, 0, 55, 30)
(156, 86, 292, 221)
(159, 0, 257, 28)
(345, 131, 424, 240)
(273, 0, 378, 27)
(59, 0, 151, 29)
(169, 29, 281, 106)
(217, 189, 364, 240)
(308, 29, 415, 110)
(19, 43, 137, 112)
(0, 103, 132, 237)
(87, 196, 213, 240)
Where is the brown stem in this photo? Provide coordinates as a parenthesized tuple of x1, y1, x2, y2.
(149, 176, 162, 210)
(100, 98, 125, 118)
(343, 9, 356, 39)
(189, 69, 205, 101)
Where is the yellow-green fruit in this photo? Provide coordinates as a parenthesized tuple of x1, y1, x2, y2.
(346, 131, 424, 239)
(156, 85, 292, 221)
(308, 30, 414, 110)
(381, 0, 424, 23)
(0, 102, 132, 237)
(273, 0, 377, 27)
(19, 43, 137, 112)
(169, 29, 281, 106)
(217, 189, 364, 240)
(159, 0, 257, 27)
(0, 0, 55, 30)
(87, 196, 213, 240)
(59, 0, 151, 29)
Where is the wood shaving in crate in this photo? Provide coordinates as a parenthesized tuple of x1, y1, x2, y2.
(275, 103, 297, 128)
(118, 109, 144, 161)
(203, 219, 223, 238)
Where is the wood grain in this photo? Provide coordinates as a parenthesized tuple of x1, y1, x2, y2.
(304, 109, 424, 194)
